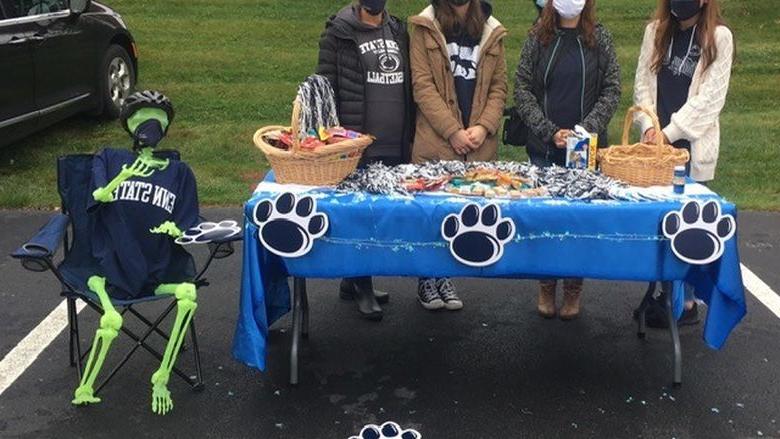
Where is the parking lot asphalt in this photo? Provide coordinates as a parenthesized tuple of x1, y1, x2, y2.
(0, 208, 778, 438)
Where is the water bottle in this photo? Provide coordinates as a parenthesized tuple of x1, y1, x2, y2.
(673, 166, 686, 194)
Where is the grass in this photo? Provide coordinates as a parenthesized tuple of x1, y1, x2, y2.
(0, 0, 778, 209)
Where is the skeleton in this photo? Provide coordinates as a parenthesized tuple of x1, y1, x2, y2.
(71, 91, 206, 415)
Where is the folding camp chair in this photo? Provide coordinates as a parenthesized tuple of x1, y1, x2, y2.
(10, 151, 241, 397)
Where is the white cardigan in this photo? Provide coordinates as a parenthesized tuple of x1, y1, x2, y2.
(633, 21, 734, 182)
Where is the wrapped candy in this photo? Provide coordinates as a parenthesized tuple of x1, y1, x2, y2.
(337, 161, 625, 201)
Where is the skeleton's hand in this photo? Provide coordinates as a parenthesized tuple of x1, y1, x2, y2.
(150, 221, 183, 239)
(120, 157, 156, 179)
(92, 187, 115, 203)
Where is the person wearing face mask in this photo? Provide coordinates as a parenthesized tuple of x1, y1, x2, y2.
(317, 0, 415, 321)
(633, 0, 735, 328)
(514, 0, 621, 320)
(409, 0, 507, 311)
(533, 0, 546, 18)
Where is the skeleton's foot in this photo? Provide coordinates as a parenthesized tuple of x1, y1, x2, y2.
(72, 385, 101, 405)
(150, 370, 173, 415)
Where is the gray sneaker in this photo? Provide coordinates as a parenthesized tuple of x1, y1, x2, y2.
(418, 278, 444, 310)
(436, 277, 463, 310)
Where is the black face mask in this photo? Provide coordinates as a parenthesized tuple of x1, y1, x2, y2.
(447, 0, 471, 6)
(360, 0, 386, 15)
(670, 0, 702, 21)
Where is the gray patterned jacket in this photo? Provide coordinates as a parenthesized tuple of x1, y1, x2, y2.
(514, 24, 621, 158)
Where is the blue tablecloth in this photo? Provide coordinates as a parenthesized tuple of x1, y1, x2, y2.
(233, 178, 746, 371)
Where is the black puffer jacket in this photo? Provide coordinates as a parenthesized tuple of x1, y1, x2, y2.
(316, 6, 415, 162)
(514, 24, 621, 159)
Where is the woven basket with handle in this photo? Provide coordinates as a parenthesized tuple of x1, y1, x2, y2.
(598, 106, 690, 187)
(253, 100, 373, 186)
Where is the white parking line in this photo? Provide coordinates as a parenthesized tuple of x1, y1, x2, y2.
(0, 300, 84, 397)
(741, 263, 780, 319)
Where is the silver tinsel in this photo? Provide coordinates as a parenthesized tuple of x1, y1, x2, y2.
(338, 161, 626, 200)
(296, 75, 339, 139)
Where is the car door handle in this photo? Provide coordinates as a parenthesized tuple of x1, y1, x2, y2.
(8, 35, 44, 44)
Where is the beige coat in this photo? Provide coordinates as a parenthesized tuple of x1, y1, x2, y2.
(409, 5, 508, 164)
(634, 21, 734, 181)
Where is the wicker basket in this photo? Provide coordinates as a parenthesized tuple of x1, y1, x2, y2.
(253, 100, 373, 185)
(599, 106, 690, 187)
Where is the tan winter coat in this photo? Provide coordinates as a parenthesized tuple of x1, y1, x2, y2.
(409, 5, 507, 164)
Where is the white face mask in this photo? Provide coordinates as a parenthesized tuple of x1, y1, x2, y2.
(553, 0, 586, 19)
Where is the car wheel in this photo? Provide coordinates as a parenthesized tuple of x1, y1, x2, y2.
(99, 45, 135, 119)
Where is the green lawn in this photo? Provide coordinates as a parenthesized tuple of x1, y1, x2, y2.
(1, 0, 778, 209)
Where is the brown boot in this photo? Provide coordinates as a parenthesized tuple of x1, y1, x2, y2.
(560, 279, 583, 321)
(537, 280, 557, 318)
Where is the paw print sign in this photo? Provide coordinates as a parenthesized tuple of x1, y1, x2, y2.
(349, 421, 421, 439)
(662, 200, 735, 265)
(442, 203, 515, 267)
(252, 192, 329, 258)
(175, 221, 241, 245)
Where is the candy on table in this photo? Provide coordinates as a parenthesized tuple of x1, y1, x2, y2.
(337, 160, 623, 200)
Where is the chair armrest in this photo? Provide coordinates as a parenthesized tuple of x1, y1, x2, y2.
(11, 213, 69, 260)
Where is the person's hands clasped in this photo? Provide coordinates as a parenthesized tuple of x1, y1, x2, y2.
(553, 129, 572, 148)
(449, 129, 476, 155)
(465, 125, 488, 149)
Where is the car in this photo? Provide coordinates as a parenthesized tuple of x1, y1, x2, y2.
(0, 0, 137, 147)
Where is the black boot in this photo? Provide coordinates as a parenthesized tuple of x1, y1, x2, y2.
(339, 279, 390, 304)
(345, 277, 383, 321)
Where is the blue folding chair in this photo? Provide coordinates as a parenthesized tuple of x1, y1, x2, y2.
(10, 151, 241, 396)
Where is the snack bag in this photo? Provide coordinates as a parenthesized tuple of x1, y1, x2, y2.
(565, 125, 591, 170)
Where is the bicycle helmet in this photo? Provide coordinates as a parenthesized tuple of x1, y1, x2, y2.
(120, 90, 175, 148)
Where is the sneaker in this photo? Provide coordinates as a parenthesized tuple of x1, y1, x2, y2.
(418, 278, 444, 310)
(436, 278, 463, 311)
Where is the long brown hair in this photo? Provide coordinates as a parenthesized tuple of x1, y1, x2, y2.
(534, 0, 598, 49)
(432, 0, 485, 40)
(650, 0, 731, 74)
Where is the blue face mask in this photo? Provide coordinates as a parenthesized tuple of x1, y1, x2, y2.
(134, 120, 165, 149)
(670, 0, 702, 21)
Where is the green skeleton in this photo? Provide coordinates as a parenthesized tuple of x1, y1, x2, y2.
(72, 108, 196, 416)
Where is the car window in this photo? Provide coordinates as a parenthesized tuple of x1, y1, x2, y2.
(25, 0, 68, 15)
(0, 0, 21, 19)
(1, 0, 68, 19)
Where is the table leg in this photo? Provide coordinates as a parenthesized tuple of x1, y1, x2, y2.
(301, 279, 309, 339)
(290, 277, 304, 386)
(663, 281, 683, 388)
(636, 282, 656, 339)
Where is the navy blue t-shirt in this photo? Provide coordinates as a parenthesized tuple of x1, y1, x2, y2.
(657, 26, 700, 153)
(447, 31, 481, 128)
(547, 28, 584, 132)
(88, 148, 199, 298)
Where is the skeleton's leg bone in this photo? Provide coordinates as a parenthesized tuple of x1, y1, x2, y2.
(149, 283, 198, 415)
(72, 276, 122, 405)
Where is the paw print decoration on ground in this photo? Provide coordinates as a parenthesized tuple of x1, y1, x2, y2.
(252, 192, 329, 258)
(662, 200, 736, 265)
(442, 203, 515, 267)
(175, 221, 241, 245)
(349, 421, 421, 439)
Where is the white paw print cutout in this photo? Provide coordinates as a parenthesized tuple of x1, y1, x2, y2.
(662, 200, 736, 265)
(175, 220, 241, 245)
(349, 421, 421, 439)
(252, 192, 329, 258)
(441, 203, 515, 267)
